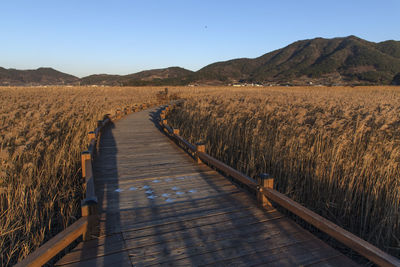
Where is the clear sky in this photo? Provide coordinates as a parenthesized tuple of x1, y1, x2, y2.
(1, 0, 399, 77)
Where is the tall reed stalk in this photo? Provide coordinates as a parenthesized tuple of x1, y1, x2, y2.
(168, 86, 400, 258)
(0, 86, 168, 266)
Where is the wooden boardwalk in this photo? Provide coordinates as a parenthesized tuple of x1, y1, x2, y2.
(56, 108, 358, 267)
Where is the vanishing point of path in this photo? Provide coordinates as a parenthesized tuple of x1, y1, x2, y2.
(56, 108, 358, 267)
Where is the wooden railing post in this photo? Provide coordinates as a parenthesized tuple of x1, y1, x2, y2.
(81, 200, 98, 241)
(257, 173, 274, 208)
(116, 109, 122, 119)
(88, 131, 96, 141)
(81, 151, 91, 179)
(195, 142, 206, 164)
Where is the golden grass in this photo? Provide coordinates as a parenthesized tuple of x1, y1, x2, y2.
(168, 86, 400, 258)
(2, 85, 400, 264)
(0, 86, 172, 265)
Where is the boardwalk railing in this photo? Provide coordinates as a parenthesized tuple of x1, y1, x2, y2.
(15, 104, 148, 267)
(159, 105, 400, 267)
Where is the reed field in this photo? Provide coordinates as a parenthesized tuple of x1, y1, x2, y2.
(2, 85, 400, 265)
(0, 86, 173, 266)
(167, 86, 400, 258)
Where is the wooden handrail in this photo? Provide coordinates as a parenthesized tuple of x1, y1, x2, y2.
(260, 186, 400, 267)
(15, 217, 88, 267)
(84, 159, 97, 203)
(160, 105, 400, 267)
(174, 134, 196, 152)
(198, 151, 257, 192)
(164, 124, 174, 135)
(16, 105, 145, 266)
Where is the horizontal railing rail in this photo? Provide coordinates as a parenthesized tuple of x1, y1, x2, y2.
(16, 103, 149, 267)
(159, 105, 400, 267)
(14, 217, 88, 267)
(198, 151, 258, 192)
(260, 186, 400, 267)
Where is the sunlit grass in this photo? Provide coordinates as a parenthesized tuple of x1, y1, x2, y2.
(2, 85, 400, 265)
(0, 86, 167, 265)
(168, 86, 400, 258)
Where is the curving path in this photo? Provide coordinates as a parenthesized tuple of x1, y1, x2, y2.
(56, 108, 358, 267)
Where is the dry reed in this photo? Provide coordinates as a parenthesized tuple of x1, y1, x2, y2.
(2, 85, 399, 265)
(168, 86, 400, 258)
(0, 86, 171, 266)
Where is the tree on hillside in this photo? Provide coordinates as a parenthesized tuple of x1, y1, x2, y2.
(392, 73, 400, 85)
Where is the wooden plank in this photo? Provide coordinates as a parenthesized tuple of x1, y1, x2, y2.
(56, 233, 125, 265)
(124, 217, 300, 260)
(63, 215, 290, 265)
(98, 200, 255, 235)
(56, 251, 131, 267)
(99, 191, 251, 217)
(95, 167, 213, 181)
(94, 182, 235, 199)
(93, 172, 234, 192)
(123, 217, 289, 251)
(94, 166, 211, 179)
(303, 255, 360, 266)
(70, 232, 124, 252)
(93, 170, 217, 184)
(199, 239, 352, 267)
(129, 227, 317, 266)
(122, 209, 283, 240)
(261, 186, 400, 267)
(16, 217, 88, 267)
(58, 210, 283, 264)
(97, 188, 243, 212)
(55, 108, 363, 267)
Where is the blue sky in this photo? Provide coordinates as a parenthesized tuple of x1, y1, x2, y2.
(1, 0, 399, 77)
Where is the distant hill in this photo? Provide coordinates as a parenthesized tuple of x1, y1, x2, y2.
(194, 36, 400, 85)
(80, 67, 194, 86)
(79, 74, 122, 86)
(2, 36, 400, 86)
(0, 67, 79, 86)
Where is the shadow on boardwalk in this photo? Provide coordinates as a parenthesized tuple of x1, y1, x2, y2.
(55, 108, 358, 266)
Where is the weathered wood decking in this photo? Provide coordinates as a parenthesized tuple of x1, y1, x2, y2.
(56, 108, 358, 267)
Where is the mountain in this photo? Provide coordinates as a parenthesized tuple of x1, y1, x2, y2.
(80, 67, 194, 86)
(79, 74, 122, 86)
(195, 36, 400, 85)
(2, 36, 400, 86)
(0, 67, 79, 86)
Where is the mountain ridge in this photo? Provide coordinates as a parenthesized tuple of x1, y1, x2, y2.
(2, 36, 400, 86)
(0, 67, 79, 86)
(193, 35, 400, 85)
